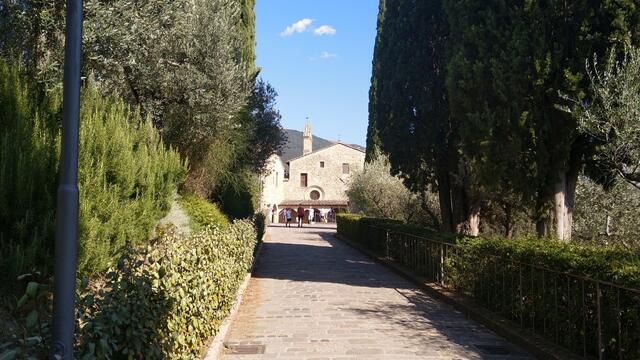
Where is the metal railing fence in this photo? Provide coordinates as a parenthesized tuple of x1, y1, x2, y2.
(359, 225, 640, 360)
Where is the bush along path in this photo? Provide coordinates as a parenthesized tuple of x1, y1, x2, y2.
(336, 214, 640, 359)
(1, 194, 263, 359)
(75, 220, 257, 359)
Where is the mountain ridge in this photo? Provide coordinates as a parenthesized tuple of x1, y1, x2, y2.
(279, 129, 364, 163)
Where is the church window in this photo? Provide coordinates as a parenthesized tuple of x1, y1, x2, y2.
(320, 161, 325, 168)
(300, 173, 308, 187)
(310, 190, 321, 200)
(342, 163, 350, 174)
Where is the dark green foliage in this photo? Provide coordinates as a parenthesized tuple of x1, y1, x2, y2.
(239, 0, 257, 77)
(178, 194, 230, 232)
(253, 212, 266, 244)
(338, 214, 640, 287)
(444, 0, 536, 209)
(337, 214, 640, 359)
(444, 0, 640, 238)
(337, 214, 450, 246)
(213, 173, 259, 220)
(449, 237, 640, 357)
(77, 80, 186, 276)
(336, 214, 364, 244)
(368, 0, 640, 238)
(0, 61, 60, 279)
(0, 62, 186, 281)
(0, 0, 66, 88)
(238, 79, 287, 173)
(367, 0, 450, 194)
(367, 0, 480, 235)
(2, 0, 285, 207)
(82, 0, 276, 198)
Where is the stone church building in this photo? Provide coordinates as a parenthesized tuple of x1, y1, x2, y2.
(260, 123, 365, 224)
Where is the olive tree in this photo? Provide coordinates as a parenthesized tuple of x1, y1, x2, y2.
(574, 45, 640, 190)
(574, 176, 640, 250)
(346, 154, 439, 226)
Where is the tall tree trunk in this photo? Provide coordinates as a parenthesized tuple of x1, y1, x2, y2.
(536, 219, 549, 237)
(554, 147, 582, 241)
(451, 181, 467, 233)
(467, 203, 481, 236)
(554, 170, 568, 240)
(451, 182, 481, 236)
(565, 151, 580, 241)
(535, 196, 551, 237)
(436, 167, 454, 233)
(503, 203, 513, 238)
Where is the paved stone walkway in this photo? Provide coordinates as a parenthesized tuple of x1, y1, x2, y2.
(222, 225, 534, 360)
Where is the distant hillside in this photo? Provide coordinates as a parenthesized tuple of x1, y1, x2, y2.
(279, 129, 364, 162)
(279, 129, 334, 162)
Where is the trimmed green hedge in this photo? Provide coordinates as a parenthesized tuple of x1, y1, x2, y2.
(336, 214, 640, 359)
(337, 214, 640, 287)
(2, 219, 258, 359)
(254, 212, 266, 244)
(453, 235, 640, 288)
(337, 214, 449, 246)
(76, 220, 256, 359)
(179, 194, 230, 231)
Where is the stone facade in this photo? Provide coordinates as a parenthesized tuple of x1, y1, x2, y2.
(259, 124, 365, 223)
(284, 144, 365, 202)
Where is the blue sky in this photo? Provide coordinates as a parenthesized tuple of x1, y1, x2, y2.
(255, 1, 379, 146)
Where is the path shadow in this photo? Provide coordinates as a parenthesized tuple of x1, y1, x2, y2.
(248, 227, 535, 359)
(346, 290, 534, 359)
(245, 228, 533, 360)
(252, 229, 412, 289)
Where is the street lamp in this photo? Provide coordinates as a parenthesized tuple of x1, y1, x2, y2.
(50, 0, 83, 359)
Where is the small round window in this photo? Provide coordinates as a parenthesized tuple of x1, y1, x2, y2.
(310, 190, 321, 200)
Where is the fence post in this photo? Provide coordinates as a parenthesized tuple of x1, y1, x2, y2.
(385, 230, 390, 259)
(597, 282, 604, 360)
(439, 244, 445, 285)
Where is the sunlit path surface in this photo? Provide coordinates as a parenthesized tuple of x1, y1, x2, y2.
(222, 225, 533, 359)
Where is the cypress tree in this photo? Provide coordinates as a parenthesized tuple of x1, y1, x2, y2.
(367, 0, 481, 234)
(365, 0, 386, 163)
(445, 0, 640, 240)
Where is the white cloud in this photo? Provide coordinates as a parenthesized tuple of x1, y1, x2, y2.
(314, 25, 336, 36)
(320, 51, 338, 59)
(281, 18, 314, 37)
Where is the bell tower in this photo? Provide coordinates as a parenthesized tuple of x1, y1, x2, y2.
(303, 121, 312, 155)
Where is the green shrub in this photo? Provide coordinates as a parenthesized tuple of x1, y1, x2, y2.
(447, 236, 640, 358)
(77, 80, 186, 276)
(0, 61, 60, 280)
(336, 214, 640, 359)
(1, 221, 257, 359)
(450, 235, 640, 289)
(336, 214, 363, 243)
(337, 214, 447, 247)
(179, 194, 230, 231)
(0, 61, 186, 281)
(76, 220, 256, 359)
(254, 212, 266, 243)
(212, 172, 260, 219)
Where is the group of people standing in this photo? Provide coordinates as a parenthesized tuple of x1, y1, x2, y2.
(284, 205, 306, 227)
(269, 204, 336, 226)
